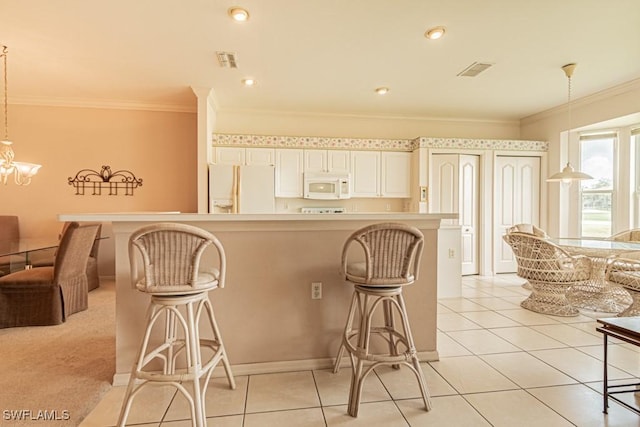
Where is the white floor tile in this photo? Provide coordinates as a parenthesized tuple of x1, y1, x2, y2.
(531, 324, 604, 347)
(480, 352, 577, 388)
(323, 401, 409, 426)
(577, 344, 640, 377)
(313, 368, 391, 407)
(530, 347, 633, 383)
(528, 384, 640, 427)
(466, 297, 520, 310)
(438, 298, 490, 312)
(374, 362, 456, 399)
(436, 331, 472, 357)
(244, 408, 325, 427)
(495, 308, 562, 325)
(436, 312, 483, 332)
(245, 371, 320, 413)
(489, 326, 567, 351)
(446, 329, 521, 354)
(464, 389, 574, 427)
(460, 310, 521, 328)
(430, 355, 518, 394)
(395, 395, 491, 426)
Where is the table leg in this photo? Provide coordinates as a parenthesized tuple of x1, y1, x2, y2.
(603, 332, 609, 414)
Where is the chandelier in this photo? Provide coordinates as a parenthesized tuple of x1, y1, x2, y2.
(546, 63, 592, 184)
(0, 45, 41, 185)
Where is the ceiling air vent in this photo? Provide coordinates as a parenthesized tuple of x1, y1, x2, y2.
(216, 51, 238, 68)
(457, 62, 493, 77)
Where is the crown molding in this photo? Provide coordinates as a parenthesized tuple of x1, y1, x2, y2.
(11, 96, 196, 113)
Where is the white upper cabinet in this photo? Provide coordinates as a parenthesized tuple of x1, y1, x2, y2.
(303, 150, 350, 174)
(350, 151, 380, 197)
(215, 147, 275, 166)
(275, 149, 304, 197)
(246, 148, 276, 165)
(380, 151, 411, 198)
(214, 147, 245, 165)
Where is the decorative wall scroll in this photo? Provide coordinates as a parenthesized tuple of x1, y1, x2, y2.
(68, 165, 143, 196)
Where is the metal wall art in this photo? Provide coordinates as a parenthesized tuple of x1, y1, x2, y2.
(68, 165, 142, 196)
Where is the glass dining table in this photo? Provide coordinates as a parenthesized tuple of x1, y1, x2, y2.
(0, 238, 60, 272)
(550, 238, 640, 313)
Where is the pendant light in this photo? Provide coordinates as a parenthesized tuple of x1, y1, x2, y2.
(546, 63, 593, 184)
(0, 45, 41, 185)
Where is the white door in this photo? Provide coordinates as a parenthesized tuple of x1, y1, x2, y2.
(460, 155, 480, 275)
(431, 154, 480, 275)
(494, 156, 541, 273)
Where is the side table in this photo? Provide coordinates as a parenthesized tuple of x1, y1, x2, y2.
(596, 317, 640, 415)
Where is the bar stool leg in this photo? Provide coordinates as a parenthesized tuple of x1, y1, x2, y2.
(201, 296, 236, 390)
(333, 291, 360, 373)
(396, 293, 432, 411)
(347, 291, 373, 417)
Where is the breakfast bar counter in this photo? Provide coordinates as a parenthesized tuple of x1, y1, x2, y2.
(58, 212, 460, 385)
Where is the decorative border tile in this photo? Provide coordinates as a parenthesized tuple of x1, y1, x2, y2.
(212, 133, 547, 152)
(411, 137, 548, 151)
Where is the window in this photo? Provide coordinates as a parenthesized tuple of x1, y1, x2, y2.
(579, 133, 616, 237)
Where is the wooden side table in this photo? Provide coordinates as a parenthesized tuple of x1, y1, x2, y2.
(596, 317, 640, 415)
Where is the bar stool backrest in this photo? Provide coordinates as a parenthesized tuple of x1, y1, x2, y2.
(129, 222, 226, 294)
(342, 222, 424, 286)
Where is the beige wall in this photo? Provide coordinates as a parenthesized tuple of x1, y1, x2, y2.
(0, 104, 198, 273)
(215, 109, 522, 140)
(521, 79, 640, 236)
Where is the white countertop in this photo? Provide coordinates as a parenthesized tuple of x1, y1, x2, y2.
(59, 212, 459, 222)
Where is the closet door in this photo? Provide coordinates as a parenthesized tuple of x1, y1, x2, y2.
(494, 156, 541, 273)
(460, 155, 480, 275)
(431, 154, 480, 275)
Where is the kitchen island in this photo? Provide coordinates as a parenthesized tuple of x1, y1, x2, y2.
(58, 212, 459, 385)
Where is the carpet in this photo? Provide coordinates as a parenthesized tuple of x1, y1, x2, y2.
(0, 279, 115, 427)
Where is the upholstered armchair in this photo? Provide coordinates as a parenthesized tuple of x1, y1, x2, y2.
(503, 232, 591, 316)
(0, 222, 99, 328)
(0, 215, 22, 276)
(30, 222, 102, 290)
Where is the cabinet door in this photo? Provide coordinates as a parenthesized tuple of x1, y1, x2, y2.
(214, 147, 245, 165)
(328, 151, 350, 174)
(350, 151, 380, 197)
(303, 150, 327, 173)
(380, 152, 411, 197)
(246, 148, 275, 166)
(275, 149, 304, 197)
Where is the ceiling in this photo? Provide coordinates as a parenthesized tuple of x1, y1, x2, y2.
(2, 0, 640, 121)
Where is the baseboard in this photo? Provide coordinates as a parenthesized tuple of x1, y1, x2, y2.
(112, 350, 439, 386)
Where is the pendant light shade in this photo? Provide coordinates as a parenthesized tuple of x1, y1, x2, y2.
(546, 162, 593, 184)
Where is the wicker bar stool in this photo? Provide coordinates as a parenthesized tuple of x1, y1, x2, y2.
(333, 222, 432, 417)
(117, 223, 235, 427)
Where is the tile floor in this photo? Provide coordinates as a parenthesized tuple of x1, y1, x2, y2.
(81, 275, 640, 426)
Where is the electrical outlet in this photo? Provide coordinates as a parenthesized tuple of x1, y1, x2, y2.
(448, 249, 455, 259)
(311, 282, 322, 299)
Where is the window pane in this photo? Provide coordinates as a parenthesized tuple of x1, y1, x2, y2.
(581, 137, 614, 190)
(581, 193, 612, 237)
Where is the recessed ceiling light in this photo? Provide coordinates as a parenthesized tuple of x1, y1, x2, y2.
(242, 78, 255, 86)
(375, 87, 389, 95)
(425, 26, 446, 40)
(228, 7, 249, 22)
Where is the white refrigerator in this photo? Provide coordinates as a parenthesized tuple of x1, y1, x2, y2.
(208, 164, 276, 213)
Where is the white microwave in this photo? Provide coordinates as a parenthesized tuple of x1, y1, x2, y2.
(303, 173, 351, 200)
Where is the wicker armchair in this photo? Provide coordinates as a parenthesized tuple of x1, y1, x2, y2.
(605, 257, 640, 316)
(609, 229, 640, 242)
(503, 232, 591, 316)
(507, 223, 549, 238)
